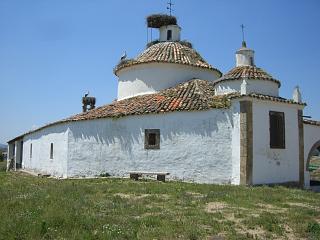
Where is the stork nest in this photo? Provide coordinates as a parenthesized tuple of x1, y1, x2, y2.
(113, 59, 136, 74)
(146, 14, 177, 28)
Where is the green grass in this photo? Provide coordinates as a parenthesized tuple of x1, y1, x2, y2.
(0, 168, 319, 239)
(0, 161, 6, 172)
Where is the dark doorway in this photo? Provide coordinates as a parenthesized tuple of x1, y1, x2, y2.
(16, 141, 23, 169)
(308, 146, 320, 186)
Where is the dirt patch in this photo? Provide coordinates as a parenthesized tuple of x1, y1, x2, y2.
(236, 226, 266, 239)
(114, 193, 149, 200)
(205, 202, 228, 213)
(256, 203, 286, 213)
(185, 191, 205, 198)
(286, 202, 320, 210)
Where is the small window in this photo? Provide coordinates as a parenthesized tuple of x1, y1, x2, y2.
(145, 129, 160, 149)
(30, 144, 32, 158)
(269, 111, 285, 149)
(50, 143, 54, 159)
(167, 30, 172, 40)
(250, 56, 254, 66)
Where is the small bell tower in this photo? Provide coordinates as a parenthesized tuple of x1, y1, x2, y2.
(236, 24, 255, 67)
(159, 25, 181, 42)
(146, 1, 181, 43)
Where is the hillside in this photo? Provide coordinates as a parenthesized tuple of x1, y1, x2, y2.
(0, 167, 319, 239)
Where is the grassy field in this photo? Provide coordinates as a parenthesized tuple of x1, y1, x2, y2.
(0, 164, 319, 240)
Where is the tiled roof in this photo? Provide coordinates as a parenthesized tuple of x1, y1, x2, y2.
(9, 79, 305, 142)
(8, 79, 232, 142)
(229, 93, 306, 106)
(66, 79, 231, 121)
(216, 65, 281, 86)
(114, 42, 222, 76)
(303, 119, 320, 126)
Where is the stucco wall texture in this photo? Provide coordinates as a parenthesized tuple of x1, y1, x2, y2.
(251, 101, 301, 185)
(117, 63, 220, 100)
(20, 108, 241, 184)
(18, 100, 320, 187)
(22, 124, 70, 177)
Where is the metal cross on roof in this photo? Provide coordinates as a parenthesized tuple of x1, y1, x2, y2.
(167, 0, 174, 16)
(240, 24, 247, 47)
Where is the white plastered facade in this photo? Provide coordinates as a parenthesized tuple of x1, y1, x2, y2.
(117, 63, 220, 100)
(251, 100, 303, 184)
(214, 79, 279, 97)
(17, 106, 240, 184)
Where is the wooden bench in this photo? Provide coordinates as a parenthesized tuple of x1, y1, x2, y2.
(128, 171, 170, 182)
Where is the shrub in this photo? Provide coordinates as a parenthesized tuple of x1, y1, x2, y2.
(146, 40, 160, 48)
(179, 40, 193, 49)
(99, 172, 111, 177)
(307, 222, 320, 239)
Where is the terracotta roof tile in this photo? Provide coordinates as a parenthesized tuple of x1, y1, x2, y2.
(114, 42, 222, 76)
(303, 119, 320, 126)
(229, 92, 306, 106)
(216, 65, 281, 86)
(66, 79, 232, 122)
(9, 79, 305, 142)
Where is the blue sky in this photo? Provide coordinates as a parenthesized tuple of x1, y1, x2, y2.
(0, 0, 319, 143)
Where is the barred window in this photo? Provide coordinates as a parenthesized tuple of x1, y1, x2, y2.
(30, 144, 32, 158)
(145, 129, 160, 149)
(269, 111, 285, 149)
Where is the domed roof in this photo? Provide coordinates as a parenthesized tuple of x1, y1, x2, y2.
(114, 41, 222, 76)
(216, 65, 281, 86)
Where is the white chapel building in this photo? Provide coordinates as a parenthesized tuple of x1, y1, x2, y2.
(7, 14, 320, 187)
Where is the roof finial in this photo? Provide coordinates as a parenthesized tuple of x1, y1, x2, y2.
(241, 24, 246, 48)
(167, 0, 174, 16)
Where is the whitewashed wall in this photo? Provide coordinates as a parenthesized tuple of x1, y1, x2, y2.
(215, 79, 279, 97)
(67, 108, 240, 184)
(159, 25, 181, 41)
(252, 101, 301, 184)
(231, 102, 241, 184)
(303, 123, 320, 187)
(22, 124, 70, 177)
(117, 63, 220, 100)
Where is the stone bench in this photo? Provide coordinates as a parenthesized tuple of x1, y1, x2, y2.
(128, 171, 170, 182)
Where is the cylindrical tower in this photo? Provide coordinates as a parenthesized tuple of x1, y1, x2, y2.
(114, 14, 222, 100)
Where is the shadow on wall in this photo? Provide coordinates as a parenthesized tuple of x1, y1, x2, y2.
(68, 110, 234, 154)
(25, 124, 69, 142)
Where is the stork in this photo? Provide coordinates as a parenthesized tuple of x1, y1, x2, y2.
(120, 51, 127, 61)
(84, 91, 89, 98)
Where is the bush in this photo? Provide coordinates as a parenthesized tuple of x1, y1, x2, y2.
(146, 14, 177, 28)
(0, 152, 3, 162)
(307, 222, 320, 239)
(99, 172, 111, 177)
(146, 40, 160, 48)
(179, 40, 193, 49)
